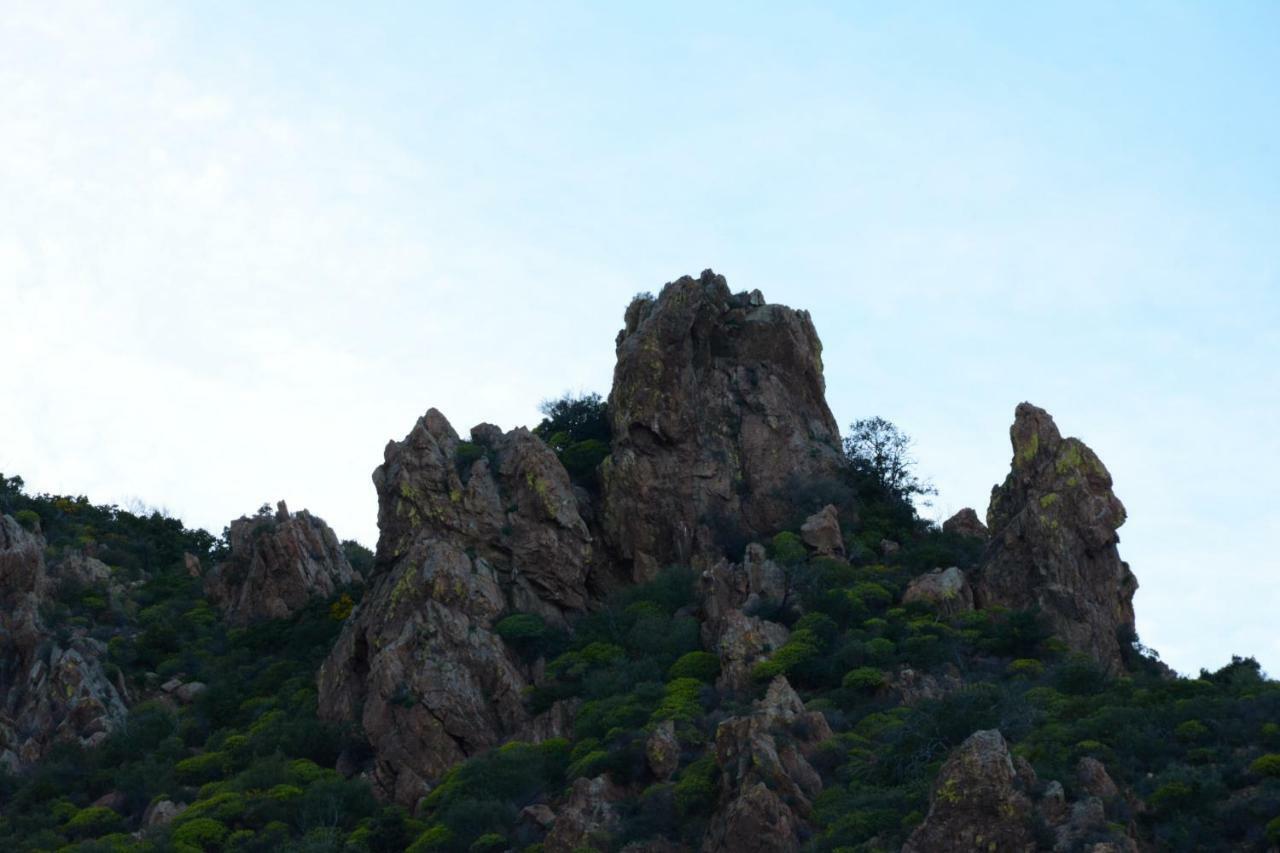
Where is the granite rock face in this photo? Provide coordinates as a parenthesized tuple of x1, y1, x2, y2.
(601, 271, 845, 581)
(0, 515, 127, 769)
(317, 410, 599, 804)
(974, 403, 1138, 669)
(204, 501, 357, 625)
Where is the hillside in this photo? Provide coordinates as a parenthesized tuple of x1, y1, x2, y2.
(2, 271, 1278, 852)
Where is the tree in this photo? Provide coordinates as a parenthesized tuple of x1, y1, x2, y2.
(533, 392, 610, 448)
(843, 417, 935, 506)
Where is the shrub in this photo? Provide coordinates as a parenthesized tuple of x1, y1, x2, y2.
(64, 805, 123, 837)
(175, 751, 230, 784)
(651, 678, 706, 723)
(329, 593, 355, 621)
(14, 509, 40, 531)
(1175, 720, 1209, 741)
(173, 818, 230, 851)
(842, 667, 886, 691)
(668, 651, 721, 683)
(1007, 659, 1045, 678)
(674, 756, 717, 817)
(1250, 754, 1280, 777)
(406, 825, 454, 853)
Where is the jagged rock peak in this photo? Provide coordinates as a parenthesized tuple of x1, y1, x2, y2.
(204, 502, 357, 626)
(318, 410, 595, 804)
(974, 403, 1138, 669)
(602, 269, 845, 581)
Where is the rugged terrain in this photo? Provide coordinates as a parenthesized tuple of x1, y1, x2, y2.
(1, 270, 1278, 852)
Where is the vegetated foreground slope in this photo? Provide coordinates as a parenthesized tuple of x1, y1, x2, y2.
(1, 271, 1278, 852)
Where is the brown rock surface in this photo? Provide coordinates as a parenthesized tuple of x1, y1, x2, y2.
(317, 411, 599, 804)
(800, 504, 844, 556)
(902, 729, 1035, 853)
(204, 501, 357, 625)
(974, 403, 1138, 669)
(601, 271, 845, 581)
(902, 566, 974, 617)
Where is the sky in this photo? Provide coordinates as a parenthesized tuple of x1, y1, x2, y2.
(1, 1, 1277, 676)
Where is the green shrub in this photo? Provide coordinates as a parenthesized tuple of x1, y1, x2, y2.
(14, 509, 40, 531)
(1007, 658, 1045, 678)
(407, 825, 454, 853)
(1250, 753, 1280, 777)
(667, 651, 720, 683)
(173, 817, 230, 851)
(175, 751, 230, 784)
(1267, 816, 1280, 845)
(769, 531, 807, 565)
(1175, 720, 1209, 741)
(674, 755, 717, 817)
(651, 678, 706, 723)
(64, 805, 123, 837)
(842, 667, 885, 691)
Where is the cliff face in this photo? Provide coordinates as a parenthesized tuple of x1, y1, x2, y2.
(204, 501, 358, 625)
(601, 270, 845, 581)
(0, 515, 127, 769)
(974, 403, 1138, 669)
(317, 411, 597, 804)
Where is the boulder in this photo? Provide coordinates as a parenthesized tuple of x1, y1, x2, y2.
(317, 411, 600, 804)
(799, 504, 844, 556)
(973, 403, 1138, 669)
(704, 677, 831, 853)
(902, 567, 974, 617)
(902, 729, 1035, 853)
(204, 501, 357, 625)
(601, 271, 845, 581)
(942, 507, 989, 539)
(1076, 756, 1120, 800)
(143, 799, 186, 828)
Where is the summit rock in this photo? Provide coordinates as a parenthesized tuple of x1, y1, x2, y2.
(601, 270, 845, 581)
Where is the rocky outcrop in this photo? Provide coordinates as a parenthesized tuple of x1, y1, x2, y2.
(317, 411, 600, 804)
(601, 271, 845, 581)
(543, 775, 623, 853)
(902, 729, 1035, 853)
(704, 677, 832, 853)
(906, 729, 1140, 853)
(0, 515, 127, 768)
(973, 404, 1138, 668)
(902, 566, 973, 617)
(205, 501, 357, 625)
(942, 507, 988, 539)
(700, 557, 791, 691)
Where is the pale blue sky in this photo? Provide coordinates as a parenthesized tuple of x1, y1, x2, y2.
(1, 2, 1277, 675)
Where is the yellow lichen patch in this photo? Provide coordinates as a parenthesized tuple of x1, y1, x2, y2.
(937, 777, 962, 804)
(449, 489, 462, 504)
(1016, 432, 1039, 466)
(1039, 493, 1059, 509)
(1055, 443, 1083, 476)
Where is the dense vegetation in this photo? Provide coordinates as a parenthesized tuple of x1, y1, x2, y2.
(2, 406, 1279, 851)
